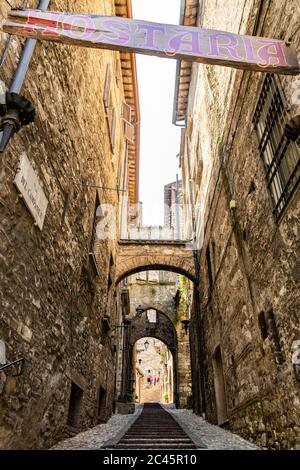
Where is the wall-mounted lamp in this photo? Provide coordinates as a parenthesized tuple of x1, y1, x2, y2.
(110, 316, 132, 335)
(144, 339, 150, 351)
(135, 305, 144, 316)
(181, 319, 190, 335)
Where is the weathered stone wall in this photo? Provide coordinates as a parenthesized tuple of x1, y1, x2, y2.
(127, 271, 178, 319)
(116, 240, 196, 283)
(174, 276, 193, 409)
(0, 0, 128, 449)
(185, 0, 300, 449)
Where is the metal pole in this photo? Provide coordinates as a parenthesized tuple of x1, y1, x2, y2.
(175, 173, 180, 239)
(0, 0, 50, 153)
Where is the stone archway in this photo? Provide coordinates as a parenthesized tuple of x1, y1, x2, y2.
(116, 241, 196, 285)
(123, 310, 179, 407)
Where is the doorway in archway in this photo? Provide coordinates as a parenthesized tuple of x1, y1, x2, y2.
(133, 337, 174, 405)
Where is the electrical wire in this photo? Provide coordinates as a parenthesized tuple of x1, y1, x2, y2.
(3, 0, 14, 8)
(69, 178, 128, 193)
(288, 24, 300, 43)
(0, 34, 12, 67)
(3, 0, 28, 10)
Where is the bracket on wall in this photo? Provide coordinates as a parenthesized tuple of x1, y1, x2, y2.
(0, 92, 35, 152)
(0, 357, 25, 377)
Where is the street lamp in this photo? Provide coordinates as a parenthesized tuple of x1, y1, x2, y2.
(181, 319, 190, 335)
(135, 304, 144, 316)
(144, 339, 150, 351)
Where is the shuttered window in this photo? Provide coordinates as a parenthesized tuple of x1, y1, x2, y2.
(89, 192, 103, 276)
(122, 102, 135, 144)
(103, 64, 116, 154)
(109, 107, 116, 153)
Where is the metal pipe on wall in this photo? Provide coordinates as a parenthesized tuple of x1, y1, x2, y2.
(0, 0, 50, 153)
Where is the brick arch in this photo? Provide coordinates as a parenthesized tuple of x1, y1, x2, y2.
(129, 309, 177, 351)
(128, 309, 179, 406)
(116, 241, 196, 285)
(137, 304, 176, 323)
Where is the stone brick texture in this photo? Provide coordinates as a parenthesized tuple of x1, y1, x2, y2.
(185, 0, 300, 449)
(0, 0, 127, 449)
(116, 240, 196, 283)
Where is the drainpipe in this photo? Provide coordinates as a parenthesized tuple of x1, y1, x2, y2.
(175, 173, 180, 239)
(184, 129, 206, 416)
(0, 0, 50, 153)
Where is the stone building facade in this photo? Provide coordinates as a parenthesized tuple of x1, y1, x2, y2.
(0, 0, 139, 450)
(175, 0, 300, 449)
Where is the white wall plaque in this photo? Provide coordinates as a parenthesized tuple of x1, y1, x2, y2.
(14, 152, 48, 230)
(0, 340, 6, 365)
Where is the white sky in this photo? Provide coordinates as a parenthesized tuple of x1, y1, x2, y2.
(132, 0, 182, 226)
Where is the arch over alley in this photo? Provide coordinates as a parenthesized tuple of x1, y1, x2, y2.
(115, 240, 196, 285)
(124, 310, 179, 406)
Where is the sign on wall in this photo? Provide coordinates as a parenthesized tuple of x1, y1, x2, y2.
(3, 10, 299, 75)
(14, 152, 48, 230)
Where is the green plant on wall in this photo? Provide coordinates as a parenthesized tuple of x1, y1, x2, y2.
(163, 392, 169, 403)
(178, 275, 187, 304)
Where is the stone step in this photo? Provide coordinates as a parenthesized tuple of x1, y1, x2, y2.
(115, 443, 197, 449)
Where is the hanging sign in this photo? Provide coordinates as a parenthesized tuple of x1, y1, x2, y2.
(3, 9, 299, 75)
(14, 152, 48, 230)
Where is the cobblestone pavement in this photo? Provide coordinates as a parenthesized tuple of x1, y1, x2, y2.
(52, 405, 143, 450)
(52, 403, 260, 450)
(163, 405, 260, 450)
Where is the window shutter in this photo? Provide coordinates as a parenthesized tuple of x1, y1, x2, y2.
(122, 102, 132, 123)
(122, 102, 135, 144)
(124, 121, 135, 144)
(109, 107, 116, 152)
(89, 194, 102, 276)
(103, 65, 112, 111)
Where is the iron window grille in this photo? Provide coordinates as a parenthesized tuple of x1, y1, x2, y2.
(253, 74, 300, 220)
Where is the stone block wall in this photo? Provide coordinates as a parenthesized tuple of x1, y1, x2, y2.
(185, 0, 300, 449)
(0, 0, 127, 449)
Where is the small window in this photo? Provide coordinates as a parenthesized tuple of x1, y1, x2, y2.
(147, 309, 157, 323)
(258, 311, 268, 340)
(67, 382, 83, 428)
(253, 74, 300, 219)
